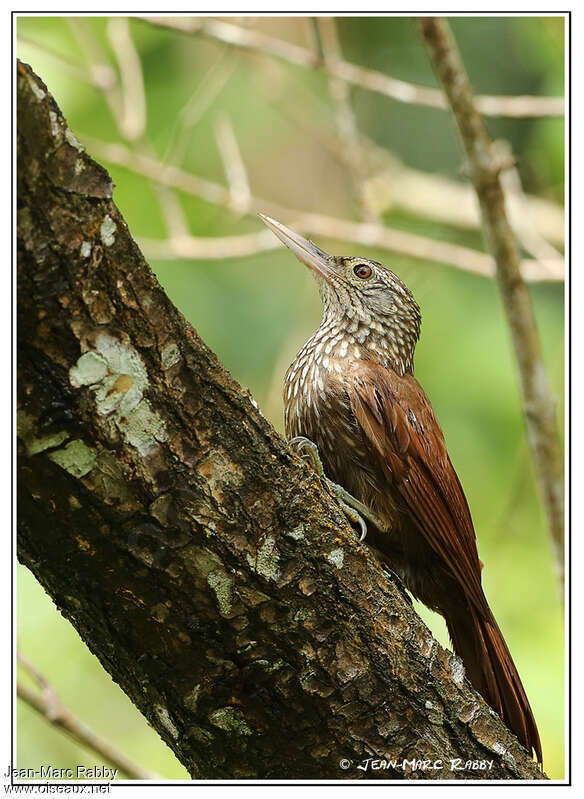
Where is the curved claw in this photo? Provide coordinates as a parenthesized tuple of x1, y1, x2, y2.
(356, 511, 368, 542)
(335, 497, 367, 542)
(289, 435, 325, 476)
(289, 436, 390, 545)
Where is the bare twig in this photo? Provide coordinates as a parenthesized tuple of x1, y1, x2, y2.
(81, 135, 563, 283)
(494, 140, 564, 262)
(66, 18, 122, 123)
(137, 212, 563, 282)
(315, 18, 377, 221)
(139, 16, 564, 119)
(106, 17, 147, 141)
(215, 113, 252, 215)
(153, 180, 191, 241)
(419, 17, 564, 587)
(361, 148, 565, 248)
(163, 51, 237, 168)
(18, 654, 158, 780)
(85, 136, 234, 206)
(17, 35, 101, 87)
(70, 19, 191, 244)
(256, 76, 565, 251)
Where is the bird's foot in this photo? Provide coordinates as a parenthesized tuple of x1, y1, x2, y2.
(289, 436, 325, 476)
(289, 436, 391, 543)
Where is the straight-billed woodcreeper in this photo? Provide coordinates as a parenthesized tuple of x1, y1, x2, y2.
(260, 214, 541, 763)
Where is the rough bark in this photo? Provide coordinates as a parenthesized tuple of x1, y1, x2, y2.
(16, 61, 544, 781)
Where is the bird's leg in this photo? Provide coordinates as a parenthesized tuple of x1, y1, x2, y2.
(289, 436, 391, 542)
(289, 436, 325, 475)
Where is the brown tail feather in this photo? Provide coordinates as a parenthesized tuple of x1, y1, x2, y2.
(446, 605, 542, 763)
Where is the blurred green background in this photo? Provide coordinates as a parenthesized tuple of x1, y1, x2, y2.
(17, 15, 565, 780)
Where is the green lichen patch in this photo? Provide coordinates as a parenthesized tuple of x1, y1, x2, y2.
(154, 705, 179, 740)
(208, 707, 252, 736)
(48, 110, 60, 138)
(161, 341, 181, 370)
(91, 334, 148, 415)
(118, 398, 169, 456)
(69, 351, 108, 387)
(449, 653, 465, 686)
(207, 570, 233, 616)
(100, 214, 117, 246)
(246, 535, 280, 582)
(294, 607, 315, 624)
(69, 334, 168, 457)
(285, 523, 306, 541)
(48, 439, 97, 478)
(325, 548, 344, 569)
(17, 410, 70, 457)
(27, 74, 45, 100)
(65, 127, 84, 152)
(27, 430, 70, 456)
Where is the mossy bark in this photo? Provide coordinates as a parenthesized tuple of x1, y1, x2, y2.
(16, 60, 544, 781)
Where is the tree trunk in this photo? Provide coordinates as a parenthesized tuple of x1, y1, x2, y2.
(16, 60, 544, 781)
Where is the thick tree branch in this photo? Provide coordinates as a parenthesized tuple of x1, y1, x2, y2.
(17, 60, 544, 780)
(419, 18, 565, 588)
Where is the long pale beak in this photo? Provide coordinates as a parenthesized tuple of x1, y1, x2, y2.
(259, 214, 332, 281)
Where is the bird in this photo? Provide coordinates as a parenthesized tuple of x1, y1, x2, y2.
(259, 213, 542, 764)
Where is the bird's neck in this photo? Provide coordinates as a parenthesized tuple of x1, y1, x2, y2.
(302, 311, 416, 377)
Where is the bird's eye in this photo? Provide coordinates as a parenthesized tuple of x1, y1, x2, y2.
(353, 263, 372, 279)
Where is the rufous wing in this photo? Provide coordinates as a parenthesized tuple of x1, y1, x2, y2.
(348, 360, 488, 617)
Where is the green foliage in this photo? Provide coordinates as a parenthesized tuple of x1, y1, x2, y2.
(17, 15, 565, 780)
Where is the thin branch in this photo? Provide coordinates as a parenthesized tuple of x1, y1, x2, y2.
(315, 18, 377, 221)
(419, 17, 564, 588)
(494, 139, 564, 262)
(214, 113, 252, 215)
(106, 17, 147, 142)
(162, 51, 237, 168)
(139, 16, 564, 119)
(153, 178, 191, 241)
(137, 213, 563, 283)
(18, 655, 158, 780)
(361, 146, 565, 249)
(85, 136, 235, 206)
(17, 35, 103, 88)
(82, 135, 563, 283)
(66, 18, 123, 125)
(69, 18, 190, 244)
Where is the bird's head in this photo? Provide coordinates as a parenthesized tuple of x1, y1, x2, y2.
(259, 214, 421, 373)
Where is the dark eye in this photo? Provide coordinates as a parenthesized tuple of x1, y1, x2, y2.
(353, 263, 372, 279)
